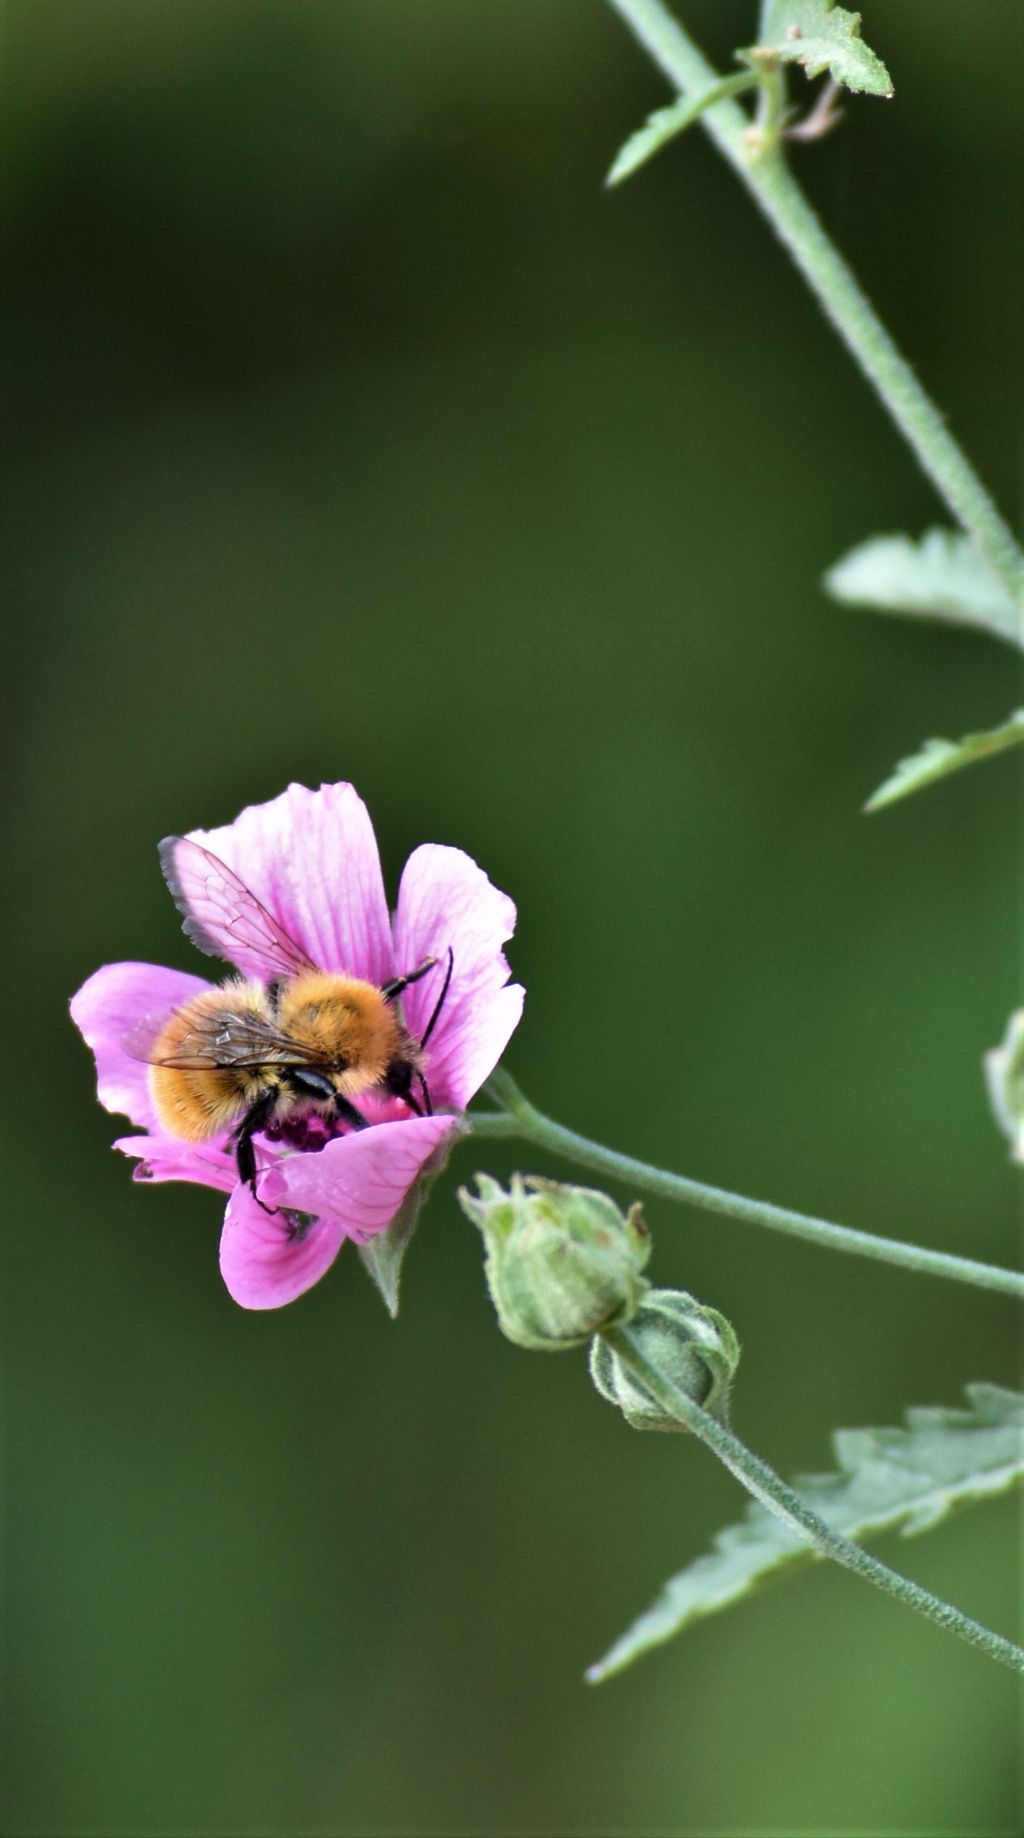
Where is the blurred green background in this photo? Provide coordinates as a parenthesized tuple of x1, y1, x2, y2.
(5, 2, 1021, 1832)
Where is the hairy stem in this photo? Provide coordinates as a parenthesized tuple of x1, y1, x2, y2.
(471, 1073, 1024, 1300)
(605, 0, 1023, 603)
(598, 1322, 1024, 1673)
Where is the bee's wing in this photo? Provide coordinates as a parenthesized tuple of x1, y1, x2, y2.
(125, 1003, 328, 1071)
(159, 837, 316, 980)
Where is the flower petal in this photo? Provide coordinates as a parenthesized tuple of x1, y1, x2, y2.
(182, 782, 395, 983)
(259, 1113, 459, 1237)
(71, 962, 213, 1130)
(393, 845, 524, 1109)
(221, 1117, 455, 1309)
(218, 1182, 351, 1310)
(115, 1131, 238, 1193)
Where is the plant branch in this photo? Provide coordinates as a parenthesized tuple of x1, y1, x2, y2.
(598, 1322, 1024, 1673)
(470, 1073, 1024, 1301)
(604, 0, 1023, 604)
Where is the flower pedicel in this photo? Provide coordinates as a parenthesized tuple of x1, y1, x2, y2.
(71, 781, 524, 1309)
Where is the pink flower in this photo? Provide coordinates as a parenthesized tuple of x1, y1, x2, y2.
(71, 782, 524, 1309)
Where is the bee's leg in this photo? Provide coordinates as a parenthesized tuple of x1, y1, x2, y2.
(288, 1068, 337, 1104)
(286, 1069, 366, 1132)
(403, 1069, 432, 1116)
(332, 1093, 370, 1133)
(234, 1090, 279, 1211)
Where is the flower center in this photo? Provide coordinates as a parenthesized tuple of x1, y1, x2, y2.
(261, 1113, 342, 1155)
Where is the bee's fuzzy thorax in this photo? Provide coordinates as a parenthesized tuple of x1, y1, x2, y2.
(275, 972, 413, 1092)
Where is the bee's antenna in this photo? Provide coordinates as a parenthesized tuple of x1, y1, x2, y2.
(419, 946, 454, 1051)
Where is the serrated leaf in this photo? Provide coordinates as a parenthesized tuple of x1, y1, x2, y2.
(866, 709, 1024, 812)
(825, 529, 1023, 650)
(755, 0, 892, 97)
(587, 1384, 1024, 1682)
(606, 72, 758, 187)
(357, 1187, 422, 1318)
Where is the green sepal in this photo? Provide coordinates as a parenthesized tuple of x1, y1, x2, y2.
(357, 1187, 423, 1319)
(753, 0, 892, 96)
(356, 1123, 461, 1316)
(589, 1289, 740, 1431)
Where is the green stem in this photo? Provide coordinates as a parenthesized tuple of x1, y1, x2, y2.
(472, 1072, 1024, 1300)
(599, 1322, 1024, 1673)
(605, 0, 1023, 604)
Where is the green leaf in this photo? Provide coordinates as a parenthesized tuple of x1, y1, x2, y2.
(755, 0, 893, 96)
(866, 709, 1024, 812)
(587, 1385, 1024, 1682)
(606, 72, 759, 187)
(985, 1009, 1024, 1163)
(825, 529, 1023, 650)
(357, 1187, 423, 1318)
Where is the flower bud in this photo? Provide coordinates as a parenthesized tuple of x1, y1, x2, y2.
(985, 1010, 1024, 1162)
(458, 1173, 651, 1351)
(589, 1288, 740, 1430)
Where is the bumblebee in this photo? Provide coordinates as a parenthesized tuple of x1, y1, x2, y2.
(134, 837, 452, 1198)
